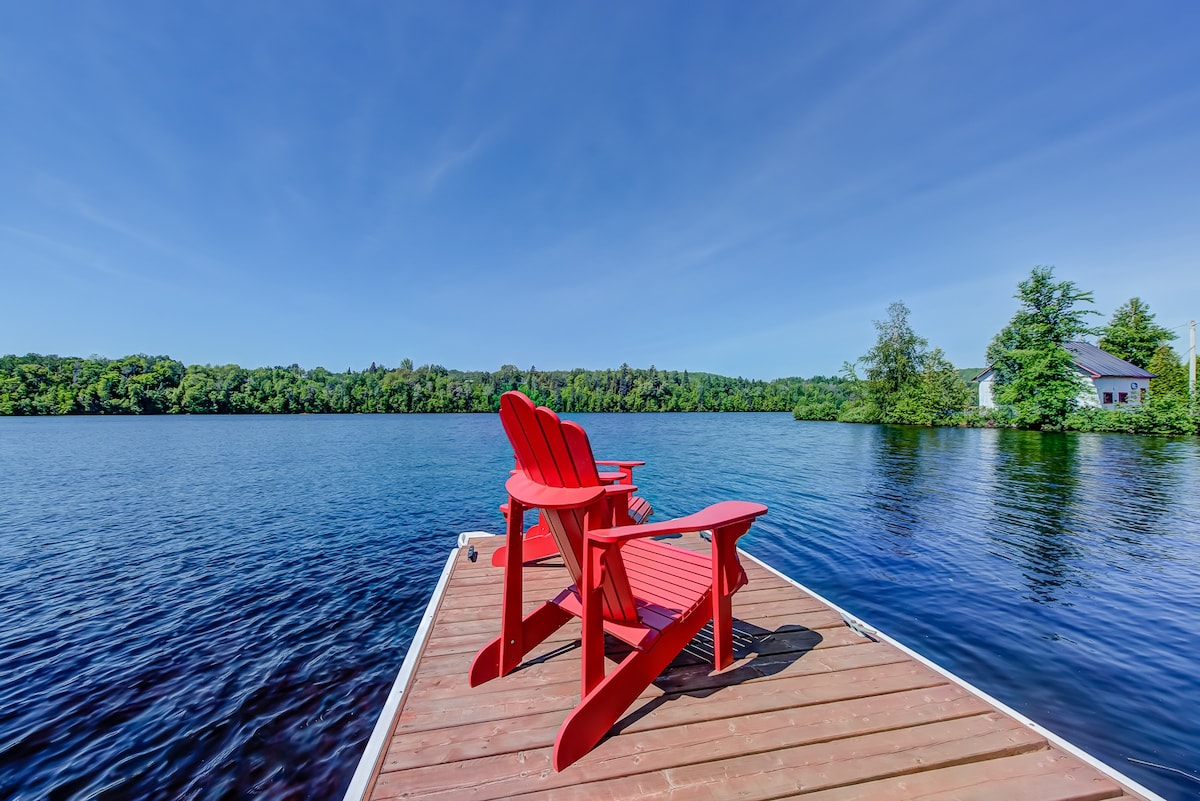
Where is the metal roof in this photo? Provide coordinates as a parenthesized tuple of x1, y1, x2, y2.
(1063, 341, 1155, 378)
(973, 341, 1156, 381)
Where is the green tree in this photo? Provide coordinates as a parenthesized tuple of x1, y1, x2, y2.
(177, 367, 219, 413)
(860, 301, 926, 422)
(891, 348, 972, 425)
(844, 301, 970, 425)
(985, 267, 1098, 430)
(1098, 297, 1174, 368)
(1147, 345, 1188, 399)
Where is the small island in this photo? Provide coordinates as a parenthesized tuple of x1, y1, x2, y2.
(793, 267, 1197, 436)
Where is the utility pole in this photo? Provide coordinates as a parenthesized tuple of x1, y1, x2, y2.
(1190, 320, 1197, 400)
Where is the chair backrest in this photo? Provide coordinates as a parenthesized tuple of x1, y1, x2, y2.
(500, 391, 602, 489)
(499, 391, 638, 623)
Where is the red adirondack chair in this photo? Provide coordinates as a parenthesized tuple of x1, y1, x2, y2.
(492, 456, 654, 566)
(469, 391, 768, 769)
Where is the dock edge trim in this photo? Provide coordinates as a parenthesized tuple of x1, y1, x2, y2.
(341, 531, 498, 801)
(739, 548, 1166, 801)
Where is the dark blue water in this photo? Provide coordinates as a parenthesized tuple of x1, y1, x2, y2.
(1, 415, 1197, 799)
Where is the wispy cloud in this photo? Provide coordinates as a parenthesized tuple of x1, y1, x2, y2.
(31, 172, 232, 283)
(424, 129, 496, 192)
(0, 224, 129, 280)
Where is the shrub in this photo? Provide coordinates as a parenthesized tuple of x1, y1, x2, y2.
(792, 399, 839, 421)
(1066, 395, 1195, 436)
(836, 399, 882, 424)
(946, 407, 1016, 428)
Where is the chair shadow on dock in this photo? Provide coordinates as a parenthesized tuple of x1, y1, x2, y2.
(503, 583, 825, 743)
(612, 617, 824, 735)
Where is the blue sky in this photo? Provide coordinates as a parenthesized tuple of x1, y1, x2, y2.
(2, 3, 1197, 379)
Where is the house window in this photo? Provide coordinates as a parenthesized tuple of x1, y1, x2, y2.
(1118, 392, 1128, 404)
(1140, 388, 1146, 403)
(1102, 392, 1113, 404)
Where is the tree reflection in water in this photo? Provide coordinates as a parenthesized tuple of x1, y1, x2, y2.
(989, 430, 1083, 605)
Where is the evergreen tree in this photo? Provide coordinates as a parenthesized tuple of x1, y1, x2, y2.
(1147, 345, 1188, 399)
(985, 266, 1097, 430)
(1098, 297, 1174, 368)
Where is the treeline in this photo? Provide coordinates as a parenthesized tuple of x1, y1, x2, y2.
(794, 268, 1198, 436)
(0, 354, 843, 416)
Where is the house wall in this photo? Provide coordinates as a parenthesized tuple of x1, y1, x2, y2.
(976, 371, 1147, 410)
(1087, 376, 1147, 409)
(978, 374, 995, 409)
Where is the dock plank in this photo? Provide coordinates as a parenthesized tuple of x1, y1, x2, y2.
(354, 534, 1156, 801)
(788, 750, 1128, 801)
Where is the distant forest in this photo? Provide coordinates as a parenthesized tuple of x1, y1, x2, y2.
(0, 353, 851, 415)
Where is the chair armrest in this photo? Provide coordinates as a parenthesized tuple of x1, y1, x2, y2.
(603, 483, 637, 497)
(587, 500, 767, 544)
(597, 471, 625, 484)
(595, 459, 643, 484)
(597, 460, 643, 484)
(505, 473, 606, 509)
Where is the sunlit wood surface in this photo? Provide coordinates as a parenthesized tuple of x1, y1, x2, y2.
(360, 534, 1150, 801)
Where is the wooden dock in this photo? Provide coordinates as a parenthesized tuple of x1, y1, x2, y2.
(345, 533, 1161, 801)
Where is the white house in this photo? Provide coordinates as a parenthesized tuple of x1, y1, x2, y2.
(975, 341, 1155, 410)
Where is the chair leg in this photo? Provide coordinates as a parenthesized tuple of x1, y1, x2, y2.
(713, 589, 734, 670)
(710, 522, 750, 670)
(552, 607, 712, 770)
(469, 602, 572, 686)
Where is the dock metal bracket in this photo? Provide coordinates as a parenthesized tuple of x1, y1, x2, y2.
(840, 613, 879, 641)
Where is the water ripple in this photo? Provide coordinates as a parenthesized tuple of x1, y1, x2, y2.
(1, 414, 1198, 799)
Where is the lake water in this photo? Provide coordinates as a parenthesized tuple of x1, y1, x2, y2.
(1, 414, 1197, 799)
